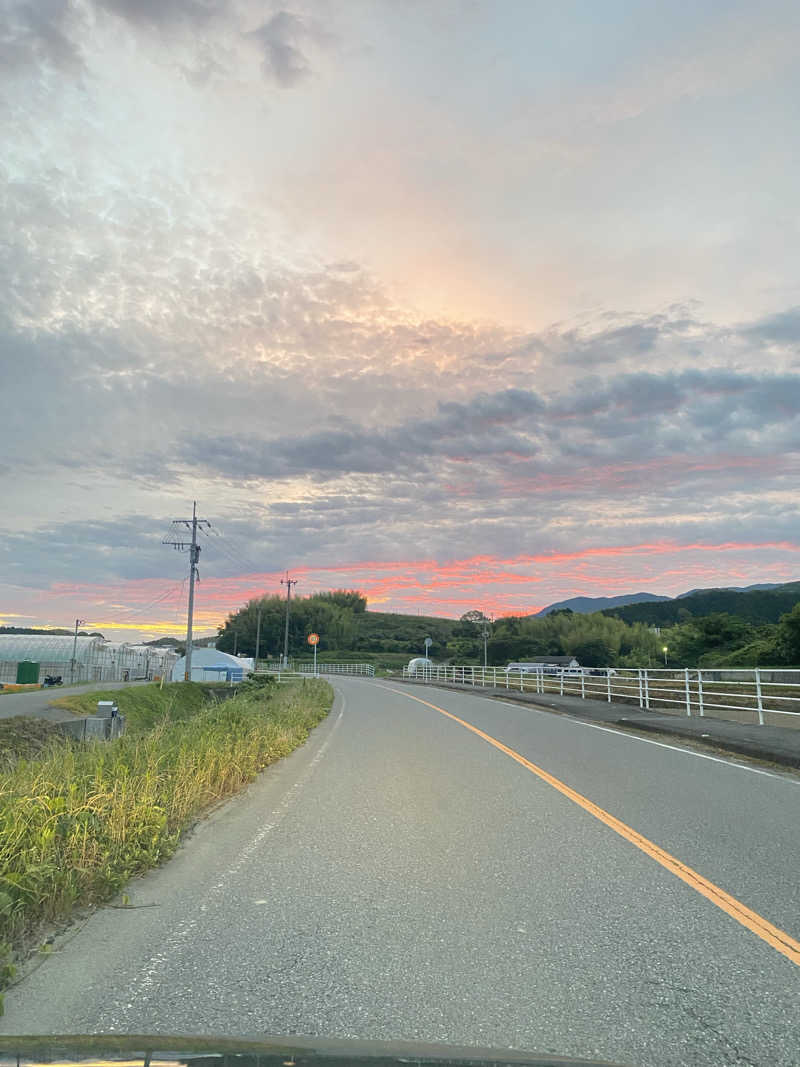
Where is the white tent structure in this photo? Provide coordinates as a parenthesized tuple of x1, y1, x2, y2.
(170, 648, 254, 683)
(0, 635, 178, 684)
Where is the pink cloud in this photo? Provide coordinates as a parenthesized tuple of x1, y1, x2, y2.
(13, 537, 798, 638)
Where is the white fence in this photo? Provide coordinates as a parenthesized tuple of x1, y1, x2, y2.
(401, 664, 800, 728)
(296, 663, 375, 676)
(256, 662, 375, 678)
(260, 657, 379, 674)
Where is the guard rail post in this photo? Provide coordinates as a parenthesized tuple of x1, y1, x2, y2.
(644, 668, 650, 710)
(755, 669, 765, 726)
(580, 671, 585, 699)
(684, 668, 691, 716)
(637, 668, 643, 707)
(607, 669, 612, 702)
(697, 669, 704, 716)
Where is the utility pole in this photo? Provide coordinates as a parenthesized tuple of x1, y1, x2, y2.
(70, 618, 85, 684)
(163, 502, 210, 682)
(281, 573, 298, 667)
(254, 603, 262, 668)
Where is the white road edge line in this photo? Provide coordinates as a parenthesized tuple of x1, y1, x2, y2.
(382, 684, 798, 783)
(491, 699, 797, 784)
(105, 692, 347, 1028)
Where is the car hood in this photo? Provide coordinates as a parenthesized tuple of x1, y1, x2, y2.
(0, 1034, 628, 1067)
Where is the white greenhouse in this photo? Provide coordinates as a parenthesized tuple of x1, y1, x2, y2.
(170, 648, 254, 683)
(0, 635, 179, 685)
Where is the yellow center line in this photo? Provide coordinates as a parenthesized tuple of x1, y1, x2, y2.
(377, 683, 800, 967)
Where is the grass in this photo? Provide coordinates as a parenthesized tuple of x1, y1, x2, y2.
(52, 680, 210, 730)
(0, 679, 332, 1002)
(0, 719, 65, 771)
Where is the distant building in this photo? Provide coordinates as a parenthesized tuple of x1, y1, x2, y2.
(505, 656, 580, 673)
(170, 648, 254, 682)
(406, 657, 433, 674)
(0, 634, 178, 684)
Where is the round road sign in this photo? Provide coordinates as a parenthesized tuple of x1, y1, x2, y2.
(307, 632, 320, 645)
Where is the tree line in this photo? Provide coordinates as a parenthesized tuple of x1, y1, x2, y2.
(216, 590, 800, 668)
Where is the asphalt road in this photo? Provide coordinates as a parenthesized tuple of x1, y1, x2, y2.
(3, 679, 799, 1066)
(0, 679, 151, 722)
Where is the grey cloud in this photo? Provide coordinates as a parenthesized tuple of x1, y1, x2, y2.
(176, 366, 800, 489)
(247, 9, 331, 87)
(0, 0, 84, 74)
(744, 307, 800, 345)
(94, 0, 222, 28)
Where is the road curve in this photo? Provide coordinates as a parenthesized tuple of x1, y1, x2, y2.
(2, 678, 799, 1066)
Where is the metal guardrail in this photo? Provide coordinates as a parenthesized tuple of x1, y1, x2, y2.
(401, 664, 800, 727)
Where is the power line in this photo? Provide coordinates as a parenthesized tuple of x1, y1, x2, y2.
(200, 527, 261, 577)
(201, 525, 266, 578)
(107, 578, 188, 622)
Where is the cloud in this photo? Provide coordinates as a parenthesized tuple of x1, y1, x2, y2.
(743, 306, 800, 346)
(175, 367, 800, 489)
(0, 0, 84, 75)
(246, 9, 332, 87)
(95, 0, 221, 28)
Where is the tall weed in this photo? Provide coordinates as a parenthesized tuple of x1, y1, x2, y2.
(0, 680, 331, 974)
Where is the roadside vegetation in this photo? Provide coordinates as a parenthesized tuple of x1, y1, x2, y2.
(218, 584, 800, 670)
(0, 678, 332, 1005)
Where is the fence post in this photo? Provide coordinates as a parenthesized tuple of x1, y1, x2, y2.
(684, 668, 691, 717)
(644, 669, 650, 710)
(697, 670, 704, 716)
(580, 671, 585, 699)
(754, 669, 765, 726)
(607, 670, 612, 703)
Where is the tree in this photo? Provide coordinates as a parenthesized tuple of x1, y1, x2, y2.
(776, 603, 800, 665)
(571, 639, 613, 668)
(669, 613, 754, 667)
(315, 590, 367, 613)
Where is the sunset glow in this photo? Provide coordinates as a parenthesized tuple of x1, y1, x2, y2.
(2, 2, 799, 638)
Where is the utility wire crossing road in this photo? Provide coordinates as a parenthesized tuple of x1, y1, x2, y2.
(3, 679, 799, 1067)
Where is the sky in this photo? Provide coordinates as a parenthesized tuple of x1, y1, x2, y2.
(1, 0, 800, 640)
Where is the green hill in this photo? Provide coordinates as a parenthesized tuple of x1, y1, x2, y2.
(603, 582, 800, 626)
(349, 610, 456, 657)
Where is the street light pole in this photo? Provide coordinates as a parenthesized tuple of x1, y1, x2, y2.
(662, 645, 669, 667)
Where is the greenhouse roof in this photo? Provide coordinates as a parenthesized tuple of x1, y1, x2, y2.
(0, 634, 104, 663)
